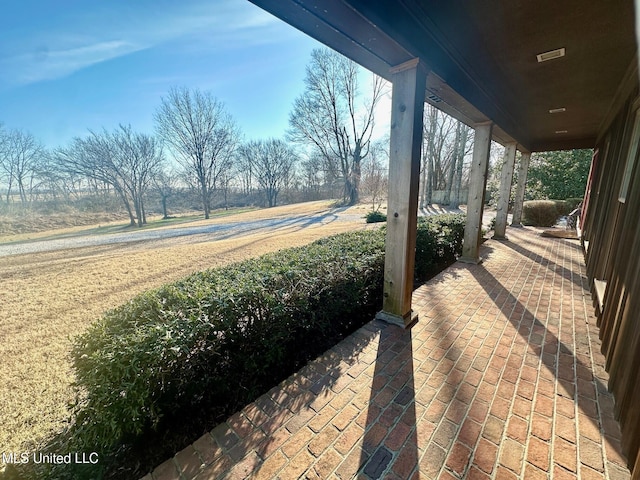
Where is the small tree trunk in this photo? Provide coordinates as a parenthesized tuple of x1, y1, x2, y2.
(426, 108, 438, 205)
(161, 195, 169, 219)
(451, 124, 469, 208)
(200, 182, 210, 219)
(116, 188, 136, 226)
(444, 122, 461, 205)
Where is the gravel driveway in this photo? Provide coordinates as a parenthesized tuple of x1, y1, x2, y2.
(0, 209, 364, 258)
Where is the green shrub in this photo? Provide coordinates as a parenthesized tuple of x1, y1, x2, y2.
(414, 214, 466, 281)
(552, 198, 583, 217)
(365, 210, 387, 223)
(522, 200, 560, 226)
(60, 213, 465, 476)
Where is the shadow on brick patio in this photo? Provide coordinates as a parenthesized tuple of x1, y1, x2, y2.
(144, 227, 630, 480)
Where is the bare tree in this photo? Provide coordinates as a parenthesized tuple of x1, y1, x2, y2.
(444, 121, 462, 205)
(0, 129, 44, 205)
(239, 139, 296, 207)
(111, 125, 165, 226)
(299, 154, 324, 200)
(361, 139, 388, 213)
(55, 126, 164, 226)
(450, 123, 472, 208)
(421, 106, 438, 207)
(288, 48, 385, 206)
(153, 166, 178, 219)
(235, 148, 254, 198)
(155, 87, 240, 219)
(0, 124, 10, 203)
(56, 131, 135, 224)
(421, 106, 458, 207)
(36, 149, 78, 206)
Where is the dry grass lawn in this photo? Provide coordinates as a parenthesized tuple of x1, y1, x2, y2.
(0, 200, 374, 459)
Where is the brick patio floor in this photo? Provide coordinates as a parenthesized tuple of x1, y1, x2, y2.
(143, 227, 630, 480)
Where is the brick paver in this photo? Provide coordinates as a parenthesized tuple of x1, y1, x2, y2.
(145, 227, 629, 479)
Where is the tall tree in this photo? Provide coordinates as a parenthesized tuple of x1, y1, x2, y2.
(420, 107, 458, 207)
(444, 121, 462, 205)
(155, 87, 239, 219)
(288, 48, 384, 206)
(421, 105, 438, 207)
(238, 139, 296, 207)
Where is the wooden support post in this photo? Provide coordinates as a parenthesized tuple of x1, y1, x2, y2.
(460, 122, 493, 264)
(511, 151, 531, 227)
(376, 58, 427, 328)
(493, 142, 517, 239)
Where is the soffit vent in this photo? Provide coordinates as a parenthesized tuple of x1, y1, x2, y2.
(427, 93, 443, 103)
(537, 48, 566, 62)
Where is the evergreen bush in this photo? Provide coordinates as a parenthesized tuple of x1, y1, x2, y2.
(365, 210, 387, 223)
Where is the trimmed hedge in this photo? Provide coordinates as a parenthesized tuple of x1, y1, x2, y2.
(54, 214, 465, 477)
(553, 197, 583, 216)
(70, 231, 386, 453)
(522, 198, 583, 227)
(414, 214, 466, 280)
(522, 200, 561, 227)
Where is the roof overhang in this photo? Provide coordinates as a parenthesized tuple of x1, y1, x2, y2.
(248, 0, 638, 152)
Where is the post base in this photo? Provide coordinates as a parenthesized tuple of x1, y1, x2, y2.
(492, 234, 509, 241)
(375, 310, 418, 329)
(459, 256, 484, 265)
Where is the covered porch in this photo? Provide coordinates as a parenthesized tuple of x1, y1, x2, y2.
(145, 227, 629, 479)
(142, 0, 640, 476)
(244, 1, 640, 476)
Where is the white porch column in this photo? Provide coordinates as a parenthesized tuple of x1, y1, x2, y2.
(511, 151, 531, 227)
(460, 121, 493, 264)
(376, 58, 427, 329)
(493, 142, 517, 239)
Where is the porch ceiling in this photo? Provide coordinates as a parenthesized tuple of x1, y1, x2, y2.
(248, 0, 637, 152)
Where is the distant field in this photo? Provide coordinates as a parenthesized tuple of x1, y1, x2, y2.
(0, 200, 374, 463)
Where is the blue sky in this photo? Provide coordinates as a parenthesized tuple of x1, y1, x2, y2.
(0, 0, 353, 149)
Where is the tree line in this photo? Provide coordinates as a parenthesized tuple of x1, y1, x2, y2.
(0, 48, 488, 226)
(0, 50, 390, 225)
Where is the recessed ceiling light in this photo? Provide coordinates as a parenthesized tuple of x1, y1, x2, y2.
(555, 130, 568, 134)
(549, 107, 566, 114)
(537, 48, 566, 62)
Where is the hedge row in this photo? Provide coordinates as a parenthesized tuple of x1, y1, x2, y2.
(522, 198, 582, 227)
(54, 214, 465, 477)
